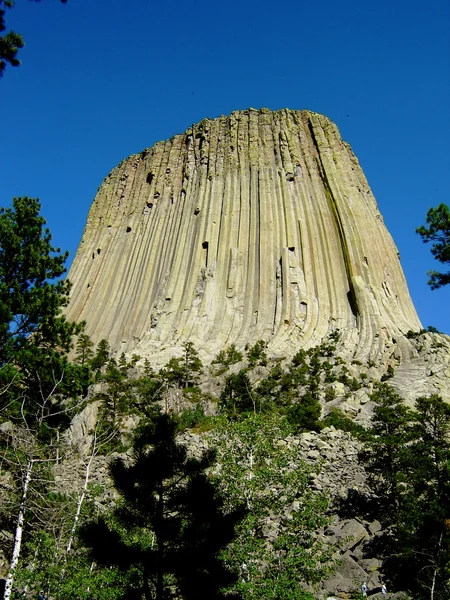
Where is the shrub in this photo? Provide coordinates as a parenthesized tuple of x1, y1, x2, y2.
(381, 364, 395, 381)
(286, 393, 322, 432)
(322, 408, 366, 439)
(246, 340, 268, 366)
(220, 370, 255, 415)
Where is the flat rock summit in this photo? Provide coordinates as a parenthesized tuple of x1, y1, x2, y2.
(66, 108, 422, 365)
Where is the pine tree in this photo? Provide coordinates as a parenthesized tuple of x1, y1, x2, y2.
(81, 414, 243, 600)
(90, 339, 111, 372)
(361, 383, 415, 514)
(0, 197, 80, 369)
(360, 389, 450, 599)
(75, 333, 94, 366)
(0, 198, 86, 600)
(160, 342, 203, 389)
(416, 203, 450, 289)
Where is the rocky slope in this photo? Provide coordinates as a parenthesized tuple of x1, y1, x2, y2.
(66, 108, 421, 366)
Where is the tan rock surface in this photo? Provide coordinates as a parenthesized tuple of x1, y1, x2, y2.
(66, 109, 421, 365)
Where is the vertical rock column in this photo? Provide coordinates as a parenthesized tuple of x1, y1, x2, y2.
(66, 109, 421, 364)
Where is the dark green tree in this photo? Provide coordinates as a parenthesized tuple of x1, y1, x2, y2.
(90, 338, 111, 373)
(0, 0, 67, 78)
(212, 344, 243, 368)
(360, 390, 450, 599)
(0, 198, 87, 600)
(220, 370, 255, 415)
(75, 333, 94, 366)
(395, 396, 450, 600)
(416, 203, 450, 289)
(160, 341, 203, 389)
(286, 392, 322, 432)
(245, 340, 267, 367)
(0, 197, 80, 368)
(361, 383, 415, 513)
(81, 414, 243, 600)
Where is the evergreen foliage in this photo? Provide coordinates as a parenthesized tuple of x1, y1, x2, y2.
(90, 338, 111, 373)
(286, 392, 322, 432)
(0, 197, 81, 368)
(360, 386, 450, 599)
(245, 340, 268, 366)
(212, 344, 243, 368)
(75, 333, 94, 366)
(159, 342, 203, 388)
(220, 370, 255, 415)
(81, 414, 244, 600)
(0, 198, 90, 600)
(417, 203, 450, 289)
(362, 383, 415, 511)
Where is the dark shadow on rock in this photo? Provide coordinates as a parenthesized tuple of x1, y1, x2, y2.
(334, 488, 385, 522)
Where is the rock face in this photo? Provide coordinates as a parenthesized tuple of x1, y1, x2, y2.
(66, 108, 421, 364)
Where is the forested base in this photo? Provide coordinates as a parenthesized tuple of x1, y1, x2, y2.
(4, 330, 448, 600)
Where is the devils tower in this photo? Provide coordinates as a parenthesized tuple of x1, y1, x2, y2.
(66, 108, 421, 364)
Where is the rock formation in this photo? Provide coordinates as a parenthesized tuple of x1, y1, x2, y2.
(66, 108, 421, 365)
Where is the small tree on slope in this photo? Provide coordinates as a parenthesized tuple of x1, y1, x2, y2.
(81, 413, 244, 600)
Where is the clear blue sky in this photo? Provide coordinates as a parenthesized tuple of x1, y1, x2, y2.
(2, 0, 449, 333)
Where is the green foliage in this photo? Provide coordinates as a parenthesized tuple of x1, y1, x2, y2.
(160, 341, 203, 388)
(0, 199, 96, 600)
(289, 333, 341, 393)
(90, 338, 111, 372)
(0, 1, 24, 76)
(324, 385, 337, 402)
(286, 392, 322, 432)
(427, 324, 441, 333)
(220, 370, 255, 415)
(245, 340, 268, 366)
(212, 344, 243, 368)
(15, 531, 128, 600)
(406, 326, 443, 339)
(92, 352, 165, 453)
(75, 333, 94, 366)
(0, 199, 92, 600)
(176, 403, 207, 431)
(211, 414, 333, 599)
(362, 383, 414, 507)
(380, 364, 395, 381)
(0, 197, 81, 367)
(254, 365, 286, 410)
(416, 203, 450, 289)
(360, 388, 450, 598)
(322, 408, 367, 439)
(406, 328, 427, 339)
(347, 376, 361, 390)
(81, 414, 243, 600)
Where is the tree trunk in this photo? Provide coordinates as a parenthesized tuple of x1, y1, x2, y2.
(430, 530, 443, 600)
(156, 483, 164, 600)
(3, 460, 33, 600)
(66, 453, 93, 554)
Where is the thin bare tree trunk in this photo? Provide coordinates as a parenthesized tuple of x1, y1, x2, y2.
(4, 460, 33, 600)
(66, 455, 93, 554)
(66, 429, 104, 555)
(430, 530, 443, 600)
